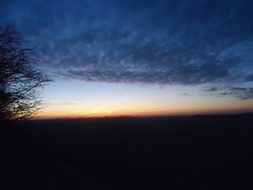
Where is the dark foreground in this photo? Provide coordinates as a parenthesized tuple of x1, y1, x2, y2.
(1, 113, 253, 190)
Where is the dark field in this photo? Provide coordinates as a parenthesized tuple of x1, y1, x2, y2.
(1, 113, 253, 189)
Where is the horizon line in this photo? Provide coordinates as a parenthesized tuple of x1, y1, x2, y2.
(32, 111, 253, 120)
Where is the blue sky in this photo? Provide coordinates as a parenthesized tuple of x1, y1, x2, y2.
(1, 0, 253, 117)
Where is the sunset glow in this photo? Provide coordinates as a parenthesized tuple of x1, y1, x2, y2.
(36, 80, 253, 119)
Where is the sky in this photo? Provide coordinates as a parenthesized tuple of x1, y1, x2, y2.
(1, 0, 253, 118)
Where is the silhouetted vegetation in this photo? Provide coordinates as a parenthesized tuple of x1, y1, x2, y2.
(0, 26, 50, 120)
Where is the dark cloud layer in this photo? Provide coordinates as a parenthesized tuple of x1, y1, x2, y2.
(1, 0, 253, 98)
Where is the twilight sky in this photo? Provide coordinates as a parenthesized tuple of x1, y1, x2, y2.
(1, 0, 253, 118)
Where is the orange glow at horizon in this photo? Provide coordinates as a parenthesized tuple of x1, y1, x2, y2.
(36, 100, 253, 119)
(36, 81, 253, 119)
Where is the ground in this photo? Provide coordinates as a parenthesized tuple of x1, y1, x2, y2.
(1, 113, 253, 189)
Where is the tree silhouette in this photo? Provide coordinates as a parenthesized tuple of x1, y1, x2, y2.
(0, 26, 51, 120)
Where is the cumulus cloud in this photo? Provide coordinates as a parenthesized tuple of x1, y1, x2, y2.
(1, 0, 253, 98)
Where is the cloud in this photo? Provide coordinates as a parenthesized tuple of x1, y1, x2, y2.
(228, 87, 253, 99)
(181, 93, 190, 96)
(1, 0, 253, 98)
(206, 86, 253, 99)
(246, 75, 253, 82)
(206, 87, 218, 92)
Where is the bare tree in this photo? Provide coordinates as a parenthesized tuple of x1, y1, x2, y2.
(0, 26, 51, 120)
